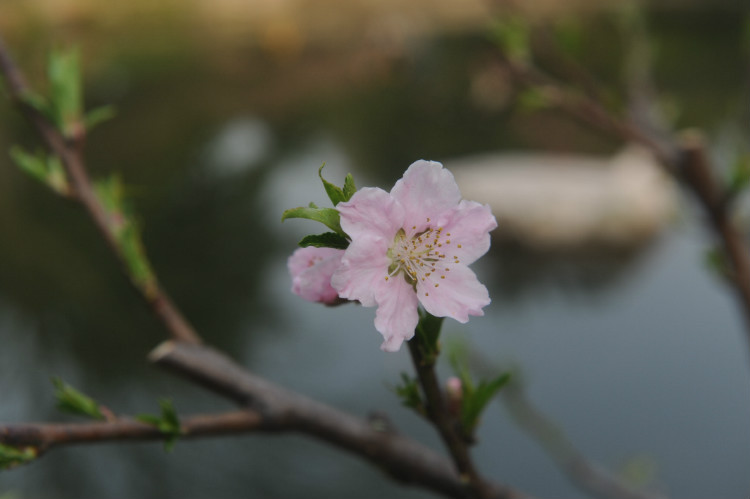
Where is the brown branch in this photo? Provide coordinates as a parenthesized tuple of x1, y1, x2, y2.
(0, 34, 201, 345)
(407, 340, 492, 499)
(0, 410, 263, 454)
(149, 340, 531, 499)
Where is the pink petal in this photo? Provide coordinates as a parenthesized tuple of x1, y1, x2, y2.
(373, 276, 419, 352)
(337, 187, 404, 241)
(439, 200, 497, 265)
(288, 247, 345, 304)
(331, 235, 391, 307)
(391, 160, 462, 235)
(417, 264, 490, 323)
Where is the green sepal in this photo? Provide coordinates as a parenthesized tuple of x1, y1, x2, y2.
(10, 146, 69, 196)
(51, 377, 105, 420)
(394, 373, 425, 416)
(136, 399, 181, 452)
(413, 309, 443, 366)
(281, 203, 346, 238)
(0, 444, 37, 469)
(298, 232, 349, 250)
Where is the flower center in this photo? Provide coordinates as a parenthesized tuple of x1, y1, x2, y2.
(385, 222, 461, 294)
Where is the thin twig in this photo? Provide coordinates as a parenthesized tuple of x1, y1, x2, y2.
(0, 410, 263, 454)
(0, 34, 201, 345)
(407, 340, 493, 499)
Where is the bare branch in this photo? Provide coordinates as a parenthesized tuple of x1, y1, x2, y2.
(149, 341, 532, 499)
(0, 411, 263, 454)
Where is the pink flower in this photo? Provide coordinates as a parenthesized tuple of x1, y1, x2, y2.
(332, 160, 497, 352)
(288, 246, 345, 305)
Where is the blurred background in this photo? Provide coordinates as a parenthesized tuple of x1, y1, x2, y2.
(1, 0, 749, 497)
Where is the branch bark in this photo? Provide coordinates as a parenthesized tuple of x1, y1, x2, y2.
(1, 411, 263, 453)
(148, 340, 531, 499)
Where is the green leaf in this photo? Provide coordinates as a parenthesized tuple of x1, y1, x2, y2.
(728, 153, 750, 196)
(51, 377, 105, 420)
(299, 232, 349, 249)
(343, 173, 357, 201)
(281, 205, 346, 237)
(489, 16, 531, 63)
(704, 246, 729, 278)
(0, 444, 37, 470)
(10, 147, 47, 183)
(318, 163, 346, 206)
(136, 399, 181, 452)
(460, 372, 512, 436)
(517, 86, 551, 112)
(93, 175, 157, 296)
(48, 47, 83, 138)
(394, 373, 424, 415)
(84, 105, 117, 131)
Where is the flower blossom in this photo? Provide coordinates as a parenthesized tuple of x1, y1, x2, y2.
(288, 246, 344, 305)
(332, 160, 497, 352)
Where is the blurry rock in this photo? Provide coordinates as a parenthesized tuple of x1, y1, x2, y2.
(449, 146, 676, 251)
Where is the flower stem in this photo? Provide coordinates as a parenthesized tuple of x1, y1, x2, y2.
(407, 338, 491, 499)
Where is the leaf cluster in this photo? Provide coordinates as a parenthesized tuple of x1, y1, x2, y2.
(281, 164, 357, 250)
(136, 399, 181, 452)
(20, 48, 115, 139)
(0, 444, 37, 470)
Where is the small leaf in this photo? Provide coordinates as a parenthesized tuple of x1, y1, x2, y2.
(136, 399, 181, 452)
(727, 153, 750, 197)
(461, 373, 512, 435)
(10, 146, 70, 196)
(10, 147, 48, 184)
(84, 105, 117, 131)
(0, 444, 37, 469)
(343, 173, 357, 201)
(48, 47, 83, 138)
(489, 16, 531, 63)
(51, 377, 104, 420)
(298, 232, 349, 250)
(93, 175, 157, 296)
(394, 373, 424, 415)
(704, 247, 729, 278)
(281, 206, 346, 237)
(319, 163, 346, 206)
(517, 86, 552, 112)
